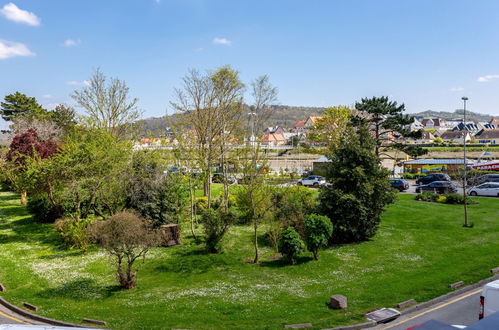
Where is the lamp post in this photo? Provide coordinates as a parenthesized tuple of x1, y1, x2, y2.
(461, 96, 469, 227)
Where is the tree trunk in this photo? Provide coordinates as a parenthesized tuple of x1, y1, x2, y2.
(20, 190, 27, 205)
(253, 218, 259, 264)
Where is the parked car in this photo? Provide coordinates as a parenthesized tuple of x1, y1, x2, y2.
(238, 175, 259, 185)
(469, 173, 499, 186)
(415, 181, 457, 194)
(211, 173, 237, 185)
(297, 175, 326, 187)
(480, 280, 499, 320)
(468, 182, 499, 197)
(390, 178, 410, 192)
(415, 173, 451, 185)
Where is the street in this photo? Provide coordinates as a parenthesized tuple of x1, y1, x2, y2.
(372, 287, 482, 329)
(0, 304, 30, 325)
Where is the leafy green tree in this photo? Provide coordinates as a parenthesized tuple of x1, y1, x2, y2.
(50, 104, 78, 132)
(201, 208, 235, 253)
(278, 227, 303, 265)
(304, 214, 333, 260)
(319, 124, 396, 243)
(1, 92, 46, 121)
(308, 105, 352, 148)
(354, 96, 426, 157)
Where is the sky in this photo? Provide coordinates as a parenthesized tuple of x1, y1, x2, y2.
(1, 0, 499, 129)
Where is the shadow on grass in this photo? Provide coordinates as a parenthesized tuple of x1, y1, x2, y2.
(36, 278, 121, 300)
(260, 255, 314, 268)
(155, 247, 231, 275)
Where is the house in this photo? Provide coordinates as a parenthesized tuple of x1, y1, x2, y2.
(263, 126, 285, 135)
(452, 121, 479, 133)
(475, 129, 499, 144)
(489, 117, 499, 129)
(409, 118, 424, 131)
(440, 130, 471, 144)
(421, 118, 434, 129)
(415, 131, 435, 144)
(261, 132, 287, 146)
(304, 116, 322, 128)
(432, 118, 447, 130)
(292, 119, 307, 132)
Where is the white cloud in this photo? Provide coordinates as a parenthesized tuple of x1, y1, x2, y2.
(212, 37, 231, 46)
(66, 80, 90, 86)
(477, 74, 499, 83)
(0, 39, 35, 59)
(155, 0, 161, 3)
(0, 3, 41, 26)
(42, 94, 54, 99)
(63, 39, 81, 47)
(449, 87, 464, 92)
(195, 47, 204, 52)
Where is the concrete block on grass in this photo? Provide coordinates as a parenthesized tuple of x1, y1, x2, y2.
(0, 284, 5, 292)
(83, 318, 108, 326)
(396, 299, 416, 309)
(448, 281, 464, 289)
(284, 323, 312, 328)
(22, 302, 38, 311)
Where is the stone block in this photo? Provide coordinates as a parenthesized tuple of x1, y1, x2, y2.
(23, 302, 38, 311)
(83, 318, 108, 326)
(330, 294, 347, 309)
(448, 281, 464, 289)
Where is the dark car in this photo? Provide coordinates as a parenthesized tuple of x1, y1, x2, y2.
(212, 173, 237, 185)
(390, 178, 410, 192)
(415, 173, 451, 185)
(415, 181, 457, 194)
(469, 173, 499, 186)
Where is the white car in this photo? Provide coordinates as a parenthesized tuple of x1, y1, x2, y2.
(468, 182, 499, 197)
(297, 175, 326, 187)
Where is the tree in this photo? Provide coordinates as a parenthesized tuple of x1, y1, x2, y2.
(1, 92, 46, 121)
(72, 69, 141, 139)
(319, 124, 396, 243)
(4, 128, 59, 205)
(249, 75, 278, 135)
(50, 104, 78, 132)
(88, 211, 160, 289)
(235, 145, 273, 263)
(25, 128, 132, 220)
(354, 96, 426, 158)
(308, 106, 352, 148)
(171, 66, 245, 208)
(278, 227, 303, 265)
(304, 214, 333, 260)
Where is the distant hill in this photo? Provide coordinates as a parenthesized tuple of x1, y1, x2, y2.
(137, 105, 326, 137)
(410, 109, 493, 122)
(137, 107, 496, 137)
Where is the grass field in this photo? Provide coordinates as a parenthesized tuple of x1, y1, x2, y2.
(1, 191, 499, 329)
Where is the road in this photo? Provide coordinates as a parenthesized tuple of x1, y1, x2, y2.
(0, 304, 30, 325)
(372, 287, 482, 329)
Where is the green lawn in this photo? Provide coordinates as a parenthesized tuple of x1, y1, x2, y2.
(1, 191, 499, 329)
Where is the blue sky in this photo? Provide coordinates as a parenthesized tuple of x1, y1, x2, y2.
(1, 0, 499, 129)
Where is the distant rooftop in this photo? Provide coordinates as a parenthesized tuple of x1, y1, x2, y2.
(404, 159, 473, 165)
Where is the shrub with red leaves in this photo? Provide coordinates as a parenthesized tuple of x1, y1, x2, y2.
(6, 128, 59, 164)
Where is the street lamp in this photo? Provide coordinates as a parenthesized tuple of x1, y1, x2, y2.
(461, 96, 470, 228)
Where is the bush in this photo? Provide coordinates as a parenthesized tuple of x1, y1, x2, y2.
(272, 186, 317, 236)
(87, 210, 160, 289)
(54, 217, 93, 250)
(201, 208, 234, 253)
(304, 214, 333, 260)
(414, 192, 439, 202)
(278, 227, 304, 265)
(127, 173, 190, 226)
(445, 193, 466, 204)
(27, 194, 62, 223)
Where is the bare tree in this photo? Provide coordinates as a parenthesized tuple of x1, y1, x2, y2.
(250, 75, 278, 135)
(72, 69, 141, 139)
(88, 210, 160, 289)
(170, 67, 244, 208)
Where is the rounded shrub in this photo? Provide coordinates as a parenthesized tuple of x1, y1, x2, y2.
(278, 227, 304, 265)
(304, 214, 333, 260)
